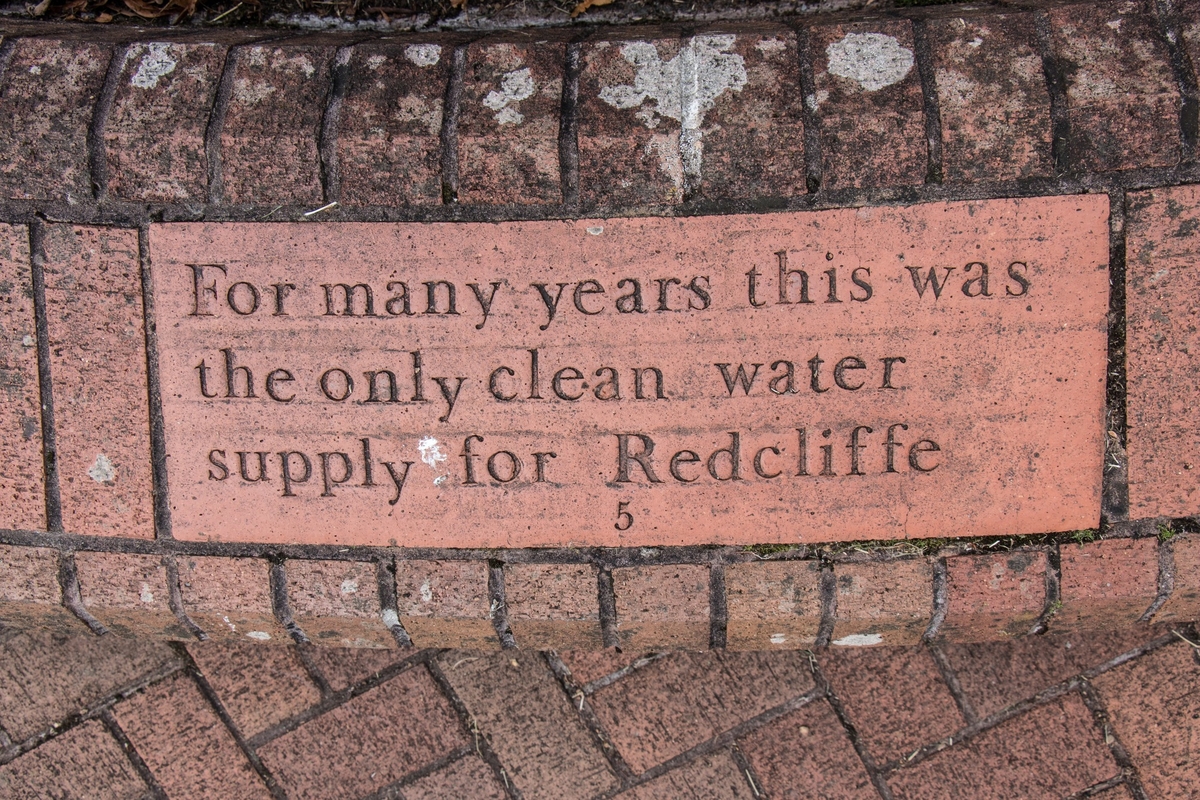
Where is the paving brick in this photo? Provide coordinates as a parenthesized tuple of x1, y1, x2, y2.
(0, 225, 44, 532)
(439, 651, 617, 800)
(1049, 1, 1180, 173)
(820, 645, 963, 765)
(401, 754, 507, 800)
(741, 698, 877, 800)
(286, 559, 394, 648)
(42, 225, 153, 539)
(0, 719, 145, 800)
(220, 44, 332, 206)
(1157, 533, 1200, 622)
(188, 639, 321, 739)
(337, 41, 448, 207)
(394, 559, 497, 649)
(621, 750, 753, 799)
(504, 562, 602, 650)
(586, 651, 814, 774)
(0, 544, 81, 633)
(0, 628, 177, 742)
(559, 648, 649, 688)
(1058, 538, 1160, 629)
(810, 20, 926, 190)
(941, 551, 1046, 641)
(105, 42, 225, 203)
(832, 558, 932, 646)
(305, 646, 407, 692)
(116, 672, 271, 800)
(1092, 641, 1200, 800)
(260, 664, 465, 800)
(457, 38, 564, 205)
(0, 38, 110, 202)
(1125, 185, 1200, 517)
(927, 12, 1052, 183)
(177, 555, 287, 643)
(725, 560, 822, 650)
(887, 695, 1117, 799)
(613, 564, 710, 650)
(75, 551, 188, 639)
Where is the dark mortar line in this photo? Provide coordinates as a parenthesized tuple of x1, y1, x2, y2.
(28, 220, 62, 534)
(729, 743, 767, 799)
(543, 650, 638, 786)
(292, 642, 334, 699)
(791, 23, 823, 194)
(709, 562, 728, 649)
(99, 708, 168, 800)
(581, 651, 671, 696)
(57, 550, 108, 634)
(269, 559, 310, 644)
(204, 43, 239, 205)
(162, 554, 205, 639)
(376, 556, 414, 647)
(597, 566, 620, 648)
(925, 640, 979, 725)
(137, 225, 173, 541)
(357, 745, 476, 800)
(910, 18, 944, 186)
(814, 665, 895, 800)
(558, 39, 583, 211)
(317, 45, 354, 204)
(1154, 0, 1200, 161)
(1066, 775, 1132, 800)
(88, 43, 125, 203)
(1032, 8, 1071, 176)
(814, 563, 836, 647)
(1029, 542, 1062, 634)
(1141, 535, 1175, 621)
(921, 556, 948, 641)
(0, 36, 18, 83)
(1077, 679, 1152, 800)
(487, 560, 517, 649)
(439, 44, 467, 205)
(1103, 188, 1131, 513)
(0, 720, 11, 751)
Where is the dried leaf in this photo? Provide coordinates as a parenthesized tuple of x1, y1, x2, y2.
(123, 0, 170, 17)
(28, 0, 51, 16)
(570, 0, 613, 17)
(95, 9, 113, 19)
(449, 0, 465, 7)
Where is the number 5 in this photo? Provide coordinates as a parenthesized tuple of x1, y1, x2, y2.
(614, 501, 633, 531)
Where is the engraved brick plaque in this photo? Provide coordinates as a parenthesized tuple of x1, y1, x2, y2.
(150, 195, 1109, 547)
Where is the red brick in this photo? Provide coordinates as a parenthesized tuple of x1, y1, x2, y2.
(116, 672, 271, 800)
(1058, 538, 1160, 629)
(0, 225, 43, 532)
(220, 44, 332, 206)
(810, 20, 926, 189)
(286, 559, 394, 648)
(613, 564, 709, 650)
(725, 560, 822, 650)
(337, 41, 448, 207)
(927, 12, 1052, 183)
(1125, 185, 1200, 517)
(0, 544, 81, 633)
(438, 651, 617, 800)
(457, 38, 564, 205)
(42, 225, 153, 539)
(75, 551, 187, 639)
(1049, 2, 1180, 173)
(504, 562, 602, 650)
(402, 754, 507, 800)
(394, 559, 497, 649)
(177, 555, 287, 643)
(0, 720, 145, 799)
(586, 651, 814, 774)
(0, 39, 109, 202)
(106, 42, 225, 203)
(188, 639, 321, 738)
(259, 665, 465, 800)
(741, 699, 877, 800)
(305, 646, 406, 692)
(820, 645, 963, 765)
(559, 648, 649, 687)
(1091, 787, 1135, 800)
(1157, 533, 1200, 622)
(887, 695, 1117, 798)
(1092, 641, 1200, 800)
(832, 559, 932, 647)
(941, 551, 1046, 641)
(622, 750, 754, 799)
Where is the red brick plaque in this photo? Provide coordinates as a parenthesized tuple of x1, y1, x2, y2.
(150, 196, 1109, 547)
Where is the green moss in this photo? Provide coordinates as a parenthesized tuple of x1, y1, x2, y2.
(1158, 524, 1177, 542)
(741, 543, 801, 557)
(1070, 529, 1098, 545)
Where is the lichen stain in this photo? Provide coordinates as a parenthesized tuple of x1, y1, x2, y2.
(826, 32, 914, 92)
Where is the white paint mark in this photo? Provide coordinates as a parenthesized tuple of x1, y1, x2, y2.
(419, 579, 433, 603)
(367, 54, 387, 70)
(832, 632, 884, 646)
(28, 65, 40, 75)
(756, 38, 787, 54)
(131, 44, 178, 89)
(88, 454, 116, 484)
(223, 615, 237, 632)
(381, 608, 400, 627)
(826, 32, 914, 92)
(1107, 18, 1123, 31)
(405, 44, 442, 67)
(645, 132, 683, 193)
(483, 67, 536, 125)
(434, 475, 448, 486)
(336, 48, 352, 67)
(1150, 268, 1171, 285)
(233, 79, 276, 105)
(770, 633, 787, 645)
(586, 225, 604, 235)
(246, 631, 271, 641)
(21, 335, 34, 347)
(419, 437, 447, 469)
(968, 37, 984, 48)
(139, 582, 155, 605)
(340, 578, 359, 594)
(247, 46, 267, 67)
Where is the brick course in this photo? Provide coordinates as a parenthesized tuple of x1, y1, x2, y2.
(1058, 538, 1160, 629)
(832, 559, 932, 647)
(725, 560, 823, 650)
(285, 559, 394, 649)
(504, 562, 602, 650)
(394, 559, 497, 649)
(0, 225, 43, 533)
(74, 551, 184, 638)
(177, 555, 287, 643)
(0, 720, 146, 799)
(613, 564, 710, 650)
(941, 551, 1046, 640)
(0, 544, 80, 632)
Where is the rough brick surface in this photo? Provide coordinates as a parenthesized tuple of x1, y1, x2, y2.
(457, 38, 564, 205)
(0, 225, 43, 532)
(402, 754, 507, 800)
(0, 545, 80, 632)
(439, 651, 618, 800)
(74, 551, 186, 638)
(1157, 533, 1200, 622)
(613, 564, 710, 650)
(177, 555, 287, 643)
(189, 639, 321, 738)
(42, 225, 153, 538)
(1058, 538, 1160, 629)
(622, 751, 753, 799)
(0, 38, 109, 202)
(395, 559, 496, 649)
(286, 559, 393, 648)
(305, 646, 406, 692)
(941, 551, 1046, 640)
(504, 562, 602, 650)
(559, 648, 647, 687)
(725, 560, 822, 649)
(928, 12, 1052, 183)
(259, 664, 464, 800)
(0, 720, 145, 800)
(832, 559, 932, 646)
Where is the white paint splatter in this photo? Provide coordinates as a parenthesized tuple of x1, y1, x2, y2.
(406, 44, 442, 67)
(233, 79, 276, 105)
(483, 67, 536, 125)
(770, 633, 787, 645)
(341, 578, 359, 594)
(131, 44, 178, 89)
(418, 436, 450, 485)
(586, 225, 604, 235)
(28, 65, 40, 75)
(246, 631, 271, 641)
(381, 608, 400, 628)
(1107, 18, 1123, 31)
(756, 38, 787, 54)
(968, 37, 984, 48)
(223, 615, 237, 632)
(21, 335, 33, 347)
(419, 579, 433, 604)
(88, 454, 115, 484)
(832, 633, 884, 647)
(367, 54, 387, 71)
(139, 582, 155, 605)
(826, 32, 914, 92)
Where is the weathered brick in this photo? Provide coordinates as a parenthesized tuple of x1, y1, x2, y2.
(286, 559, 394, 648)
(559, 648, 647, 687)
(305, 646, 406, 692)
(402, 754, 507, 800)
(457, 38, 564, 205)
(940, 551, 1046, 640)
(42, 226, 153, 538)
(622, 751, 754, 799)
(0, 225, 43, 532)
(1156, 533, 1200, 622)
(832, 559, 932, 647)
(927, 12, 1052, 183)
(613, 564, 710, 650)
(105, 42, 225, 203)
(74, 551, 188, 639)
(1057, 538, 1159, 629)
(725, 560, 822, 650)
(438, 651, 617, 799)
(0, 38, 110, 202)
(189, 639, 321, 738)
(504, 562, 602, 650)
(0, 720, 145, 799)
(0, 545, 80, 632)
(337, 41, 447, 207)
(810, 20, 926, 190)
(259, 665, 465, 800)
(177, 555, 287, 643)
(1049, 1, 1180, 173)
(394, 559, 497, 649)
(116, 672, 272, 799)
